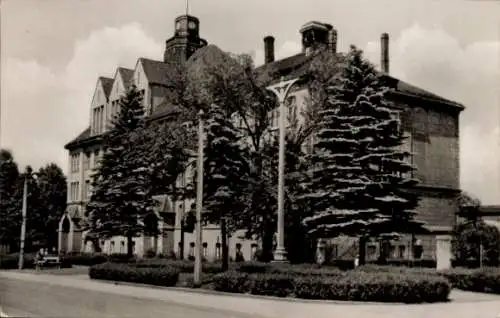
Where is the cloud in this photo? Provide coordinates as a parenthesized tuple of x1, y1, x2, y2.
(1, 22, 162, 173)
(364, 24, 499, 204)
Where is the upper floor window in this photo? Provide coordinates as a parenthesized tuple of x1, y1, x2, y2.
(70, 181, 80, 201)
(93, 150, 100, 167)
(84, 180, 90, 200)
(70, 153, 80, 173)
(83, 152, 90, 170)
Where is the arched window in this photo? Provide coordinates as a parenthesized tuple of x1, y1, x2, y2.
(215, 243, 221, 260)
(202, 242, 208, 258)
(251, 244, 258, 260)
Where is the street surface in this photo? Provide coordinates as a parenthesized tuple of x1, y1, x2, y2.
(1, 270, 500, 318)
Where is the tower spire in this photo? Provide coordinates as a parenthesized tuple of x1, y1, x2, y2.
(186, 0, 189, 15)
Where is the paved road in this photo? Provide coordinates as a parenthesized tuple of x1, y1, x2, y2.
(1, 270, 500, 318)
(0, 274, 260, 318)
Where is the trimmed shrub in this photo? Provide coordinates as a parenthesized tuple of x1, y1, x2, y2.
(64, 253, 108, 266)
(440, 267, 500, 294)
(89, 262, 179, 287)
(249, 273, 295, 297)
(0, 253, 72, 269)
(0, 253, 34, 269)
(211, 270, 450, 303)
(212, 271, 251, 293)
(131, 259, 225, 274)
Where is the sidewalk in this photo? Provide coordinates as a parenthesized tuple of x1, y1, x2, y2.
(1, 270, 500, 318)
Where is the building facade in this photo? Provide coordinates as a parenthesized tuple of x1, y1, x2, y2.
(59, 14, 464, 263)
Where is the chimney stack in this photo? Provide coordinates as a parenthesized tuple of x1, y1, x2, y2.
(328, 28, 338, 54)
(264, 36, 275, 64)
(381, 33, 389, 73)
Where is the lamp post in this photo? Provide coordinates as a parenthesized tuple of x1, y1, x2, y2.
(18, 170, 38, 270)
(267, 77, 299, 262)
(193, 109, 205, 287)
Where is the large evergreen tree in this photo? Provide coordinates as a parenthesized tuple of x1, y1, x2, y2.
(85, 85, 158, 257)
(302, 46, 424, 264)
(201, 104, 249, 268)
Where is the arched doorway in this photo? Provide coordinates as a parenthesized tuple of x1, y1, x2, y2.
(59, 216, 71, 253)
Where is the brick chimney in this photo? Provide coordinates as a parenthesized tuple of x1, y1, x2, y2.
(264, 36, 275, 64)
(328, 28, 338, 54)
(381, 33, 389, 73)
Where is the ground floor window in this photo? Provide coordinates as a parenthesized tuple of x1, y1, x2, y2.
(189, 242, 195, 257)
(202, 242, 208, 258)
(215, 243, 221, 260)
(251, 244, 258, 260)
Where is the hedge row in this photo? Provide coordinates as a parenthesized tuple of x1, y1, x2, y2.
(0, 253, 72, 269)
(212, 270, 450, 303)
(88, 262, 179, 287)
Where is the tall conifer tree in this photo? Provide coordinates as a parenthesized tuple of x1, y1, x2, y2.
(86, 85, 158, 257)
(302, 46, 424, 264)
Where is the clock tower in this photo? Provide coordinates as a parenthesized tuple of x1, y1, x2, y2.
(164, 15, 208, 63)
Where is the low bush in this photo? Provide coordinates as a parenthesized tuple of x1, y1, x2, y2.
(0, 253, 72, 269)
(63, 253, 109, 266)
(211, 270, 450, 303)
(89, 262, 179, 287)
(0, 253, 35, 269)
(440, 267, 500, 294)
(131, 259, 225, 274)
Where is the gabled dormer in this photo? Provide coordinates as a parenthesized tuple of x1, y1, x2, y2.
(133, 59, 150, 113)
(90, 77, 113, 136)
(136, 58, 175, 116)
(107, 67, 134, 129)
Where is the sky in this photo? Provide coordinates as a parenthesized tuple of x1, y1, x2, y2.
(1, 0, 499, 204)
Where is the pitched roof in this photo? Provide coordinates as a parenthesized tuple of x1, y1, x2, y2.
(117, 67, 134, 89)
(255, 51, 463, 110)
(98, 77, 114, 98)
(64, 127, 91, 149)
(139, 58, 172, 86)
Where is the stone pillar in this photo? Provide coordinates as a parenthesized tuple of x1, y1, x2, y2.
(316, 239, 326, 265)
(436, 235, 452, 270)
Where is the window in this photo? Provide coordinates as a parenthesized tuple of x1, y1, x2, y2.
(398, 245, 406, 259)
(93, 150, 100, 167)
(235, 243, 244, 262)
(215, 242, 221, 260)
(189, 242, 195, 257)
(413, 239, 423, 259)
(132, 241, 136, 254)
(83, 180, 90, 200)
(367, 245, 377, 259)
(251, 244, 258, 261)
(120, 241, 125, 253)
(110, 241, 115, 253)
(70, 182, 80, 201)
(390, 245, 396, 259)
(70, 153, 80, 172)
(83, 152, 90, 170)
(202, 242, 208, 258)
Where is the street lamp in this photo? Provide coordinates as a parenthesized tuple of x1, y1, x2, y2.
(266, 77, 299, 262)
(193, 109, 205, 287)
(18, 169, 39, 270)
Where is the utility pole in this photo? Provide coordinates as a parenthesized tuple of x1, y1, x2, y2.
(18, 175, 28, 270)
(193, 109, 204, 287)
